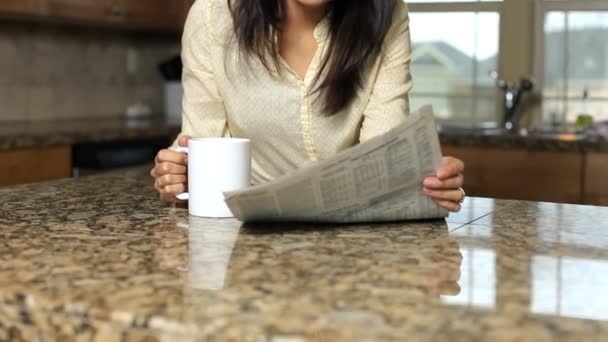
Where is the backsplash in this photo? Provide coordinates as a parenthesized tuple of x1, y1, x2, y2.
(0, 22, 180, 122)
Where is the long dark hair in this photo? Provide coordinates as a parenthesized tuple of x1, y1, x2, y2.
(227, 0, 396, 115)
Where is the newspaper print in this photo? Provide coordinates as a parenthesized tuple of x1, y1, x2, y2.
(224, 105, 448, 223)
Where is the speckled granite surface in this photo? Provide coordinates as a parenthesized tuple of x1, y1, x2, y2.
(2, 118, 607, 153)
(0, 118, 180, 150)
(1, 167, 608, 341)
(438, 131, 608, 153)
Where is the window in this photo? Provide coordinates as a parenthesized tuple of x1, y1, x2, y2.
(406, 1, 503, 124)
(535, 0, 608, 123)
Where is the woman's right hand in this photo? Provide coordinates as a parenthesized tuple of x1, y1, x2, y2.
(150, 136, 190, 203)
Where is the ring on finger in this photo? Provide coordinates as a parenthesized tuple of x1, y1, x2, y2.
(458, 187, 466, 204)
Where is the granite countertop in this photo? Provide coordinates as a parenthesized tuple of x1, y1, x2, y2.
(1, 167, 608, 340)
(0, 118, 180, 151)
(1, 117, 607, 153)
(438, 130, 608, 153)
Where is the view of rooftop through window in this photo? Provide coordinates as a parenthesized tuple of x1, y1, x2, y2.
(406, 1, 502, 124)
(542, 11, 608, 123)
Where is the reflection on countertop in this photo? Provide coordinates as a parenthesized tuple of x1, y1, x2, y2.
(1, 167, 608, 340)
(0, 117, 180, 150)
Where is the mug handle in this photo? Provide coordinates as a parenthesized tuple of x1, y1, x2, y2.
(174, 146, 189, 201)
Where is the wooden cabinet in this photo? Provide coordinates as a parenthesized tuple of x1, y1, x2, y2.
(0, 146, 72, 186)
(584, 153, 608, 206)
(0, 0, 44, 16)
(46, 0, 121, 24)
(2, 0, 191, 32)
(47, 0, 190, 30)
(442, 146, 584, 204)
(123, 0, 189, 30)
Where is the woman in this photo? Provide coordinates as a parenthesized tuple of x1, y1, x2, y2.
(151, 0, 466, 212)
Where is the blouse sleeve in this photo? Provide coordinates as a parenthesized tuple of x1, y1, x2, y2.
(170, 0, 230, 149)
(359, 1, 413, 143)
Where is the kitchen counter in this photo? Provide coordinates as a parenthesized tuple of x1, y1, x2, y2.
(1, 167, 608, 340)
(1, 117, 607, 154)
(0, 118, 180, 151)
(439, 130, 608, 153)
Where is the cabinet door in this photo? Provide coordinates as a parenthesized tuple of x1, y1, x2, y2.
(122, 0, 189, 30)
(0, 146, 72, 186)
(0, 0, 43, 15)
(46, 0, 121, 23)
(584, 153, 608, 206)
(442, 146, 584, 204)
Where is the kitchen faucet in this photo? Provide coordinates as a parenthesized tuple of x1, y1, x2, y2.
(491, 71, 534, 132)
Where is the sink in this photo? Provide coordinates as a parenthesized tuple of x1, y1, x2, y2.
(524, 130, 585, 141)
(438, 122, 586, 140)
(438, 122, 511, 135)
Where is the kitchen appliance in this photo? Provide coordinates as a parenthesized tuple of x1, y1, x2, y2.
(72, 136, 170, 176)
(159, 55, 183, 125)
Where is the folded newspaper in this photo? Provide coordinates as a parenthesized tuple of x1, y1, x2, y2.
(224, 105, 448, 223)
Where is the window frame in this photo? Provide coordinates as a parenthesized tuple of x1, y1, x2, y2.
(406, 1, 504, 123)
(534, 0, 608, 123)
(407, 1, 502, 13)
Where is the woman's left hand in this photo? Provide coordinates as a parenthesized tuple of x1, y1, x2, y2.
(422, 156, 465, 212)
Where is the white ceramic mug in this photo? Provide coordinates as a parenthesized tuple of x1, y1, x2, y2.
(175, 138, 251, 217)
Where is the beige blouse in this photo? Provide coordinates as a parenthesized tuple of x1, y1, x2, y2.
(173, 0, 413, 185)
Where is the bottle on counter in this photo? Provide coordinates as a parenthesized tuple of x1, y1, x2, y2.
(575, 87, 594, 131)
